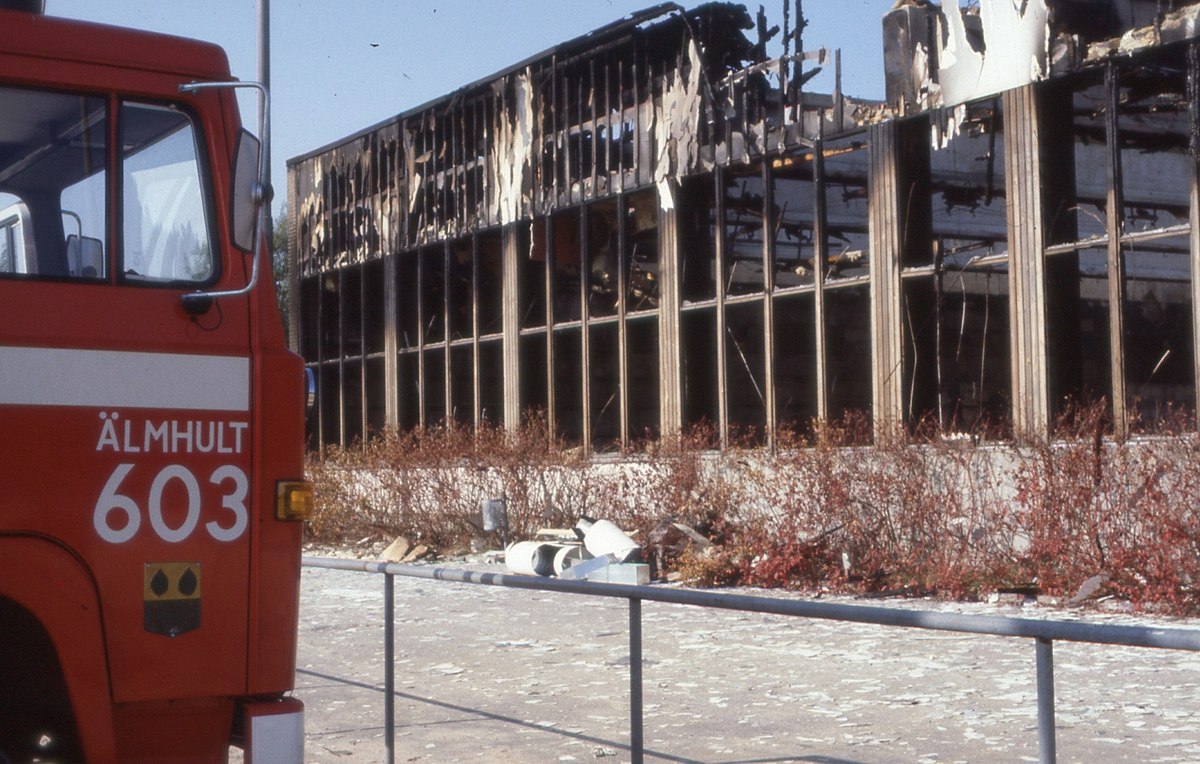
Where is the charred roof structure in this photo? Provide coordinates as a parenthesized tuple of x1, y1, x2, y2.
(288, 0, 1200, 450)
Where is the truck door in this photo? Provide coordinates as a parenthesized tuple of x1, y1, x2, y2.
(0, 86, 254, 703)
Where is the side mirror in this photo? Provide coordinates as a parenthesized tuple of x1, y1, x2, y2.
(65, 234, 104, 278)
(179, 79, 269, 315)
(305, 367, 317, 418)
(230, 128, 261, 252)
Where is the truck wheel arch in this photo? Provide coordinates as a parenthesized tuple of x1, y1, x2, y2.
(0, 536, 117, 763)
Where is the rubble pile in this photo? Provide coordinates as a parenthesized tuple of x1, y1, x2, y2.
(505, 516, 650, 586)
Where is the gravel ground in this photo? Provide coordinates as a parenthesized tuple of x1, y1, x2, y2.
(295, 559, 1200, 764)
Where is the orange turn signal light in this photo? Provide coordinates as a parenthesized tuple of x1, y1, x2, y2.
(275, 480, 314, 521)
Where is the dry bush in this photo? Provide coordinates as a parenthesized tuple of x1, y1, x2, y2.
(735, 414, 1014, 595)
(307, 415, 589, 549)
(1013, 402, 1200, 611)
(305, 402, 1200, 614)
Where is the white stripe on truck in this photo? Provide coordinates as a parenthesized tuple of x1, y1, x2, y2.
(0, 346, 249, 412)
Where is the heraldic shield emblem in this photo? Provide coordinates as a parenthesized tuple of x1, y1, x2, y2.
(143, 562, 201, 637)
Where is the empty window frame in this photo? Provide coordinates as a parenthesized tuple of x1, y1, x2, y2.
(679, 174, 720, 431)
(723, 165, 767, 296)
(925, 104, 1011, 434)
(1112, 62, 1195, 428)
(822, 132, 873, 425)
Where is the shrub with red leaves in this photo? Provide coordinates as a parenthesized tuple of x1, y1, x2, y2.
(306, 401, 1200, 615)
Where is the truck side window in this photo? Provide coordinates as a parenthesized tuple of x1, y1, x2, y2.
(0, 196, 29, 275)
(0, 213, 13, 272)
(120, 103, 214, 284)
(0, 87, 107, 280)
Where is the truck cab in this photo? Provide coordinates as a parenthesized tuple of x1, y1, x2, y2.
(0, 5, 308, 762)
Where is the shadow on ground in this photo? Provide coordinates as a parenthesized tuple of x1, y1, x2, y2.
(298, 669, 871, 764)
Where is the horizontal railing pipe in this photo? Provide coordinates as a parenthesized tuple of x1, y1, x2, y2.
(301, 556, 1200, 652)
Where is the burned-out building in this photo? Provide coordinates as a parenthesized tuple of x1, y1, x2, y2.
(288, 0, 1200, 450)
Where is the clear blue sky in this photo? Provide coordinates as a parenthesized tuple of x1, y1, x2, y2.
(50, 0, 896, 216)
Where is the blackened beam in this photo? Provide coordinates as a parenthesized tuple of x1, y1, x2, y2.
(1106, 63, 1129, 436)
(417, 240, 427, 428)
(472, 233, 482, 429)
(337, 269, 347, 446)
(581, 205, 594, 451)
(813, 116, 829, 421)
(444, 241, 453, 425)
(545, 215, 557, 436)
(761, 160, 777, 447)
(361, 262, 370, 439)
(1189, 40, 1200, 429)
(714, 164, 730, 449)
(617, 192, 630, 447)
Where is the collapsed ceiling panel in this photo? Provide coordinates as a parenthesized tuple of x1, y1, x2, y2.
(885, 0, 1200, 112)
(937, 0, 1050, 107)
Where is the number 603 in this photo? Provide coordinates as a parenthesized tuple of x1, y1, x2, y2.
(94, 463, 249, 543)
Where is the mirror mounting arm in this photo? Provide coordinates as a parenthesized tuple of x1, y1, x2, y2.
(177, 80, 270, 315)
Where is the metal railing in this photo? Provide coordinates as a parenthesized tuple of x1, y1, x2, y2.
(301, 556, 1200, 764)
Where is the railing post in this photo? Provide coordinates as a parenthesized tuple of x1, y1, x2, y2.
(1036, 637, 1056, 764)
(385, 572, 395, 764)
(629, 597, 644, 764)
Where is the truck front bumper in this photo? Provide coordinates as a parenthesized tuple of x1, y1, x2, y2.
(243, 698, 304, 764)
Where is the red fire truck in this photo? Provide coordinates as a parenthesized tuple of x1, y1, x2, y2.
(0, 2, 310, 762)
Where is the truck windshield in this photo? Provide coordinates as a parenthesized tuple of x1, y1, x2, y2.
(0, 86, 215, 286)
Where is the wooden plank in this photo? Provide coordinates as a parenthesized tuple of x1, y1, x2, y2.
(658, 194, 683, 435)
(868, 121, 905, 437)
(762, 161, 777, 448)
(813, 125, 829, 422)
(1004, 85, 1050, 443)
(502, 225, 522, 430)
(1105, 63, 1129, 437)
(384, 254, 398, 429)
